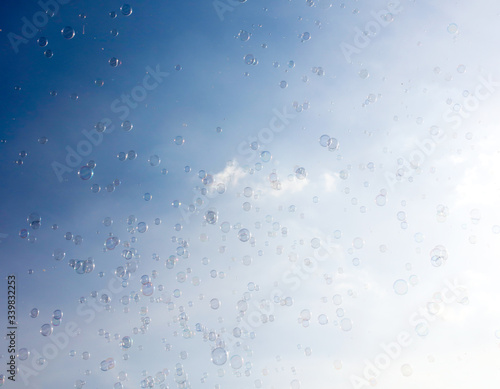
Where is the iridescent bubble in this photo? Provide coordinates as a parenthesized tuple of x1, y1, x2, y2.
(105, 236, 120, 250)
(78, 166, 94, 180)
(18, 348, 29, 361)
(447, 23, 459, 34)
(30, 308, 39, 318)
(301, 31, 311, 41)
(53, 249, 65, 261)
(238, 30, 250, 41)
(279, 80, 288, 89)
(19, 229, 28, 239)
(244, 54, 255, 65)
(327, 138, 339, 151)
(100, 358, 115, 371)
(121, 336, 133, 349)
(143, 193, 152, 201)
(174, 136, 184, 145)
(141, 282, 154, 296)
(430, 245, 448, 267)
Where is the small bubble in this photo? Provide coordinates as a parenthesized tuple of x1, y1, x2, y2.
(61, 26, 75, 39)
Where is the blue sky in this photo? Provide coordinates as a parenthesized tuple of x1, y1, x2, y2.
(1, 0, 500, 388)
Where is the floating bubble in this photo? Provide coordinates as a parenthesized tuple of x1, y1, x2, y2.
(19, 229, 28, 239)
(143, 193, 152, 201)
(149, 155, 160, 166)
(28, 213, 41, 229)
(375, 194, 386, 206)
(352, 237, 364, 249)
(340, 318, 352, 331)
(61, 26, 75, 39)
(53, 249, 65, 261)
(230, 355, 243, 369)
(105, 236, 120, 250)
(301, 31, 311, 41)
(430, 245, 448, 267)
(210, 298, 220, 309)
(359, 69, 369, 79)
(38, 37, 48, 47)
(328, 138, 339, 151)
(18, 348, 29, 361)
(137, 222, 148, 233)
(318, 314, 328, 325)
(40, 323, 52, 336)
(211, 347, 227, 366)
(100, 358, 115, 371)
(393, 279, 408, 295)
(260, 151, 271, 162)
(121, 336, 133, 349)
(174, 136, 184, 145)
(121, 121, 133, 132)
(44, 49, 53, 58)
(78, 166, 93, 180)
(238, 228, 251, 242)
(401, 364, 413, 376)
(319, 135, 330, 147)
(30, 308, 39, 318)
(109, 57, 120, 67)
(205, 210, 218, 224)
(120, 4, 132, 16)
(141, 282, 154, 296)
(239, 30, 250, 41)
(447, 23, 459, 34)
(295, 167, 307, 180)
(279, 80, 288, 89)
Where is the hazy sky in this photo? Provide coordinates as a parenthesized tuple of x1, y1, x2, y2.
(1, 0, 500, 388)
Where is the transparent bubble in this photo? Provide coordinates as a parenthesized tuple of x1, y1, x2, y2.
(401, 364, 413, 376)
(239, 30, 250, 41)
(19, 229, 28, 239)
(120, 4, 133, 16)
(340, 318, 352, 331)
(319, 135, 330, 147)
(211, 347, 227, 366)
(352, 237, 364, 249)
(279, 80, 288, 89)
(38, 136, 48, 144)
(210, 298, 220, 309)
(393, 279, 408, 295)
(28, 213, 41, 229)
(91, 184, 101, 193)
(121, 121, 133, 132)
(95, 79, 104, 87)
(53, 248, 65, 261)
(44, 49, 53, 58)
(238, 228, 251, 242)
(78, 166, 94, 180)
(137, 222, 148, 233)
(375, 194, 386, 206)
(318, 314, 328, 325)
(205, 210, 218, 224)
(149, 155, 160, 166)
(220, 222, 230, 233)
(295, 167, 307, 180)
(230, 355, 243, 369)
(260, 151, 271, 162)
(327, 138, 339, 151)
(30, 308, 39, 318)
(127, 150, 137, 160)
(38, 37, 48, 47)
(61, 26, 75, 39)
(105, 236, 120, 250)
(430, 245, 448, 267)
(40, 323, 52, 336)
(141, 282, 154, 296)
(143, 193, 152, 201)
(447, 23, 459, 34)
(109, 57, 120, 67)
(359, 69, 369, 79)
(301, 31, 311, 41)
(174, 136, 184, 145)
(18, 348, 29, 361)
(244, 54, 255, 65)
(100, 358, 115, 371)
